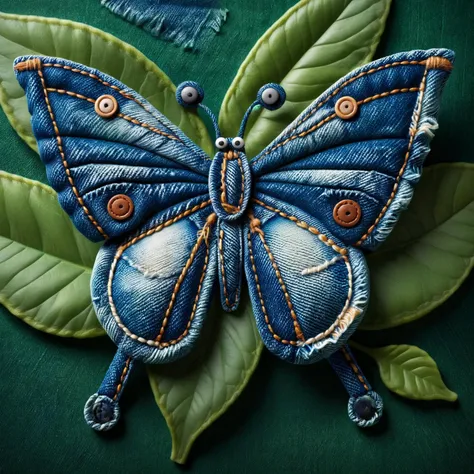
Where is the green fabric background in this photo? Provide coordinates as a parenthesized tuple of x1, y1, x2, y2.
(0, 0, 473, 472)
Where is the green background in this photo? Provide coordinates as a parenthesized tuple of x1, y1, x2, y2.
(1, 0, 473, 472)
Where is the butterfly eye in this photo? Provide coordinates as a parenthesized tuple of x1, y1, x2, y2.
(257, 83, 286, 110)
(176, 81, 204, 107)
(232, 137, 245, 150)
(215, 137, 229, 150)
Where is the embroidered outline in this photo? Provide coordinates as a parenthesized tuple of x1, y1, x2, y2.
(37, 68, 109, 239)
(356, 65, 429, 245)
(107, 200, 214, 348)
(248, 200, 358, 346)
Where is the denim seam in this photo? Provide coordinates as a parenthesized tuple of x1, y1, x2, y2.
(36, 68, 109, 239)
(106, 200, 212, 347)
(253, 222, 305, 341)
(246, 227, 298, 346)
(42, 63, 180, 140)
(250, 200, 363, 346)
(220, 150, 245, 214)
(356, 66, 429, 246)
(218, 228, 240, 309)
(341, 346, 369, 391)
(154, 213, 216, 343)
(46, 88, 180, 142)
(255, 86, 421, 161)
(113, 356, 132, 401)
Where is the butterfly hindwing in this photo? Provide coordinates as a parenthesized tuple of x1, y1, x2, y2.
(15, 55, 211, 242)
(92, 197, 218, 363)
(246, 49, 454, 363)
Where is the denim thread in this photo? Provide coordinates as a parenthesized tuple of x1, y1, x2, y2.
(106, 199, 212, 347)
(36, 68, 109, 239)
(154, 213, 216, 342)
(356, 67, 428, 245)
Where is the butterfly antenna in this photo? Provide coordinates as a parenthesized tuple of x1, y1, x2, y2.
(175, 80, 221, 140)
(198, 103, 221, 139)
(237, 83, 287, 138)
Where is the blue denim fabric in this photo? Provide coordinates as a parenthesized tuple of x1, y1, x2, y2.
(15, 48, 453, 429)
(102, 0, 227, 49)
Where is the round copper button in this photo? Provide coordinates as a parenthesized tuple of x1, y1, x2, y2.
(107, 194, 134, 221)
(335, 96, 358, 119)
(333, 200, 361, 227)
(95, 94, 119, 118)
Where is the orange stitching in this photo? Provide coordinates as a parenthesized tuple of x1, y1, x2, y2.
(220, 150, 245, 215)
(107, 200, 213, 348)
(113, 357, 131, 401)
(218, 228, 239, 309)
(250, 199, 359, 345)
(37, 70, 108, 239)
(43, 63, 180, 139)
(47, 88, 179, 141)
(255, 86, 420, 161)
(252, 198, 347, 255)
(246, 228, 297, 346)
(159, 241, 212, 347)
(356, 67, 429, 246)
(341, 346, 369, 391)
(154, 213, 216, 343)
(253, 221, 305, 341)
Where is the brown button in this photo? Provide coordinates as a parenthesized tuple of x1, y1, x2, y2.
(95, 94, 119, 118)
(335, 96, 358, 119)
(333, 200, 361, 227)
(107, 194, 134, 220)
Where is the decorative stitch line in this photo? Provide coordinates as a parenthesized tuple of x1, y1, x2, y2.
(43, 63, 181, 140)
(113, 357, 132, 401)
(250, 200, 357, 346)
(107, 200, 213, 348)
(47, 88, 179, 141)
(341, 346, 369, 391)
(154, 213, 216, 343)
(255, 86, 420, 161)
(255, 224, 305, 341)
(220, 150, 245, 214)
(355, 66, 429, 246)
(37, 70, 109, 239)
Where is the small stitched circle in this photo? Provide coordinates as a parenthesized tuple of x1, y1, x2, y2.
(333, 200, 361, 227)
(353, 395, 377, 421)
(335, 96, 358, 119)
(107, 194, 134, 221)
(95, 94, 119, 118)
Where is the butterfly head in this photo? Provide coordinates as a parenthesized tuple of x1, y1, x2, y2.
(176, 81, 286, 152)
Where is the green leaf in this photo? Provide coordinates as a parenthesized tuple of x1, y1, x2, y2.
(0, 171, 103, 337)
(219, 0, 392, 158)
(363, 163, 474, 330)
(352, 342, 458, 401)
(148, 291, 262, 464)
(0, 12, 212, 155)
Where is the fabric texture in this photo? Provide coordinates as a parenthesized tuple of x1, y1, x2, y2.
(15, 48, 452, 430)
(101, 0, 227, 49)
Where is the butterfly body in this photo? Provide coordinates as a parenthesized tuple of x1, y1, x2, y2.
(15, 48, 454, 431)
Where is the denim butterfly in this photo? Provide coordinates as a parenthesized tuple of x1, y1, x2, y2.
(15, 48, 453, 431)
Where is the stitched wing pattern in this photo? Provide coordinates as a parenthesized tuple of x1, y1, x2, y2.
(15, 55, 211, 242)
(245, 49, 454, 363)
(92, 200, 218, 363)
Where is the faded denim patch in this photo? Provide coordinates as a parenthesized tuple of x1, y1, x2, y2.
(102, 0, 227, 49)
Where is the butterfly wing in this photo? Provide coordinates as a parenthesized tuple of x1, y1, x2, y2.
(15, 56, 217, 362)
(246, 49, 454, 363)
(14, 55, 210, 242)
